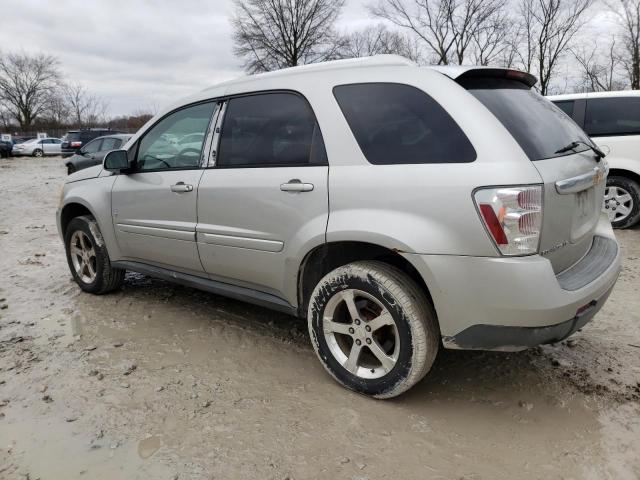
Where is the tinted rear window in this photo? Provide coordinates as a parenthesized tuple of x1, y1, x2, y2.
(333, 83, 476, 165)
(65, 132, 81, 142)
(218, 93, 326, 167)
(461, 78, 591, 160)
(554, 100, 575, 117)
(585, 97, 640, 136)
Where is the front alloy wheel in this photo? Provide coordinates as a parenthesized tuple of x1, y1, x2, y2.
(69, 230, 98, 283)
(64, 215, 125, 294)
(33, 149, 43, 157)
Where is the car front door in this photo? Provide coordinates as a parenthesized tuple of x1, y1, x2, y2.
(111, 102, 216, 274)
(196, 92, 329, 301)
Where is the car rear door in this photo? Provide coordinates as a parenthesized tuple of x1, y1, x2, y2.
(111, 102, 216, 274)
(196, 92, 329, 300)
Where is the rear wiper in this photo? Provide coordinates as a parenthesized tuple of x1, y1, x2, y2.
(555, 141, 606, 161)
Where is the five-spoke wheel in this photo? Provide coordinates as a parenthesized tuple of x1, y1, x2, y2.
(308, 261, 439, 398)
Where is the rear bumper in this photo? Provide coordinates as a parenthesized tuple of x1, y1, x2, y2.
(403, 214, 621, 351)
(441, 281, 615, 350)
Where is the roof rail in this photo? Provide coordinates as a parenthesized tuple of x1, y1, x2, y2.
(204, 55, 415, 91)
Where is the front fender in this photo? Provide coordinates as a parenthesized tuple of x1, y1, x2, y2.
(59, 176, 121, 260)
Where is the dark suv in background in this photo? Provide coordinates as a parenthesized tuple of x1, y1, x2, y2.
(61, 129, 123, 157)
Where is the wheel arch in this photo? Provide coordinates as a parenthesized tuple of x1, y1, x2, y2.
(60, 202, 96, 238)
(297, 241, 435, 319)
(609, 168, 640, 186)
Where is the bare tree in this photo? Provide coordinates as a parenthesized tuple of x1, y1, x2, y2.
(64, 82, 109, 128)
(44, 90, 70, 127)
(369, 0, 508, 65)
(231, 0, 346, 73)
(470, 8, 518, 66)
(0, 53, 62, 128)
(341, 24, 422, 62)
(607, 0, 640, 89)
(515, 0, 593, 95)
(572, 39, 628, 91)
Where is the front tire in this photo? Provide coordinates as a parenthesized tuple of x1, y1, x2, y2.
(605, 176, 640, 229)
(67, 164, 76, 175)
(64, 215, 125, 294)
(33, 149, 43, 157)
(307, 261, 439, 399)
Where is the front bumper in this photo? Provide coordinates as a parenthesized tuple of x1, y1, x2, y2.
(404, 215, 621, 351)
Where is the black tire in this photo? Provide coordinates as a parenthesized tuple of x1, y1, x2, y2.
(33, 149, 43, 157)
(606, 175, 640, 229)
(307, 261, 439, 399)
(67, 164, 76, 175)
(64, 215, 125, 294)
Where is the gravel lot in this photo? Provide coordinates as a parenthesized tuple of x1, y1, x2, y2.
(0, 156, 639, 480)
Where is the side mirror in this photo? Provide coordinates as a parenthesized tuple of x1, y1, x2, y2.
(104, 149, 130, 172)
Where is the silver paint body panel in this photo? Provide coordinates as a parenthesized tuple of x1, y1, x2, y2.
(57, 57, 620, 344)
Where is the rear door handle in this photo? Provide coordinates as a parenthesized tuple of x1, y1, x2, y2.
(280, 179, 314, 192)
(171, 182, 194, 193)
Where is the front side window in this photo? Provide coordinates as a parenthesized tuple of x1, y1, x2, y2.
(333, 83, 476, 165)
(136, 102, 215, 171)
(218, 93, 326, 167)
(82, 139, 102, 154)
(584, 97, 640, 137)
(101, 138, 120, 151)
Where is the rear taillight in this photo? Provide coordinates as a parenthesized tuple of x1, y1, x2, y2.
(474, 185, 543, 256)
(70, 141, 82, 148)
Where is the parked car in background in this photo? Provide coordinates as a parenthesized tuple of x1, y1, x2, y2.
(0, 140, 11, 158)
(549, 91, 640, 228)
(61, 129, 123, 157)
(65, 134, 132, 174)
(11, 137, 62, 157)
(57, 56, 620, 398)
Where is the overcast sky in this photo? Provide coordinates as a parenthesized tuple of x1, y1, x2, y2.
(0, 0, 371, 116)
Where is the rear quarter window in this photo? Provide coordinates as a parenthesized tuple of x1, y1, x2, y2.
(460, 78, 591, 161)
(585, 97, 640, 136)
(333, 83, 476, 165)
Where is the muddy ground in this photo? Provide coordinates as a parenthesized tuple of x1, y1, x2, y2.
(0, 156, 639, 480)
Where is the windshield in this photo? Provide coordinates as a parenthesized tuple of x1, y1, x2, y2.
(460, 78, 592, 161)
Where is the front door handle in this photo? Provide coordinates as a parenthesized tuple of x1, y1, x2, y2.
(171, 182, 194, 193)
(280, 179, 314, 192)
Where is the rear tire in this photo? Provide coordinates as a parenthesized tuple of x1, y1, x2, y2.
(605, 176, 640, 229)
(307, 261, 439, 399)
(64, 215, 125, 294)
(33, 149, 43, 157)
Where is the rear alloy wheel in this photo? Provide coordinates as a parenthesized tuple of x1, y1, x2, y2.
(604, 176, 640, 229)
(33, 149, 44, 157)
(308, 261, 439, 398)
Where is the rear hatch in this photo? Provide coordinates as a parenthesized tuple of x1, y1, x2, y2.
(61, 131, 82, 149)
(456, 71, 606, 273)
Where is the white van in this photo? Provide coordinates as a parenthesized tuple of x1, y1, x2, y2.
(549, 91, 640, 228)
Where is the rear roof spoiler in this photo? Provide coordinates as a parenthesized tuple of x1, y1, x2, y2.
(429, 66, 537, 88)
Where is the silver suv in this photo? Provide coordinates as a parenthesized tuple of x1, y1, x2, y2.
(57, 56, 621, 398)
